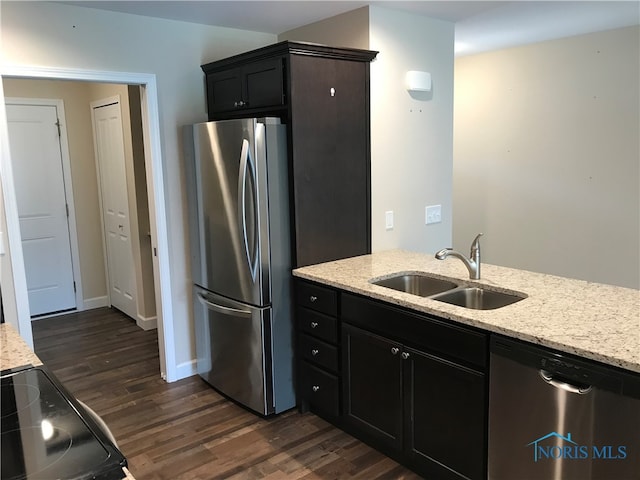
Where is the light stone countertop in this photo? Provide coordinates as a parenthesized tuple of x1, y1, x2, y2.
(0, 323, 135, 480)
(292, 250, 640, 373)
(0, 323, 43, 371)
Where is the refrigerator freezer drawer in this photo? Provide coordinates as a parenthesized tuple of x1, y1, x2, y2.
(194, 287, 273, 415)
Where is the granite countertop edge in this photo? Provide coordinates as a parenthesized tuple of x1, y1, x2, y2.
(293, 250, 640, 374)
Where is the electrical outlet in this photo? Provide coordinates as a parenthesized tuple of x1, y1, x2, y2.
(385, 211, 394, 230)
(425, 205, 442, 225)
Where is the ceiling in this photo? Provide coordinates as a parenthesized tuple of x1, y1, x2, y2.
(61, 1, 640, 55)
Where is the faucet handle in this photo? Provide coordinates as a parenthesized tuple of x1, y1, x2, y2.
(470, 233, 483, 254)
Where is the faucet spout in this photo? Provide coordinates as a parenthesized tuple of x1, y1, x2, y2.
(434, 233, 483, 280)
(435, 247, 452, 260)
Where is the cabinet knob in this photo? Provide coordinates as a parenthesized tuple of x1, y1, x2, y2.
(330, 87, 336, 97)
(391, 347, 399, 355)
(309, 295, 318, 303)
(310, 322, 318, 329)
(312, 385, 320, 392)
(311, 349, 319, 356)
(401, 352, 411, 360)
(234, 100, 246, 107)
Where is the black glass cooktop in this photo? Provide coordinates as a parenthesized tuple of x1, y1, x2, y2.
(1, 366, 126, 480)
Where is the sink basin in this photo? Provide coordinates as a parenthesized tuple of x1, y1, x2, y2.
(371, 274, 458, 297)
(433, 287, 524, 310)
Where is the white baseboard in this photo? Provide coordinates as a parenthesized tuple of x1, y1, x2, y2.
(136, 314, 157, 331)
(81, 296, 108, 310)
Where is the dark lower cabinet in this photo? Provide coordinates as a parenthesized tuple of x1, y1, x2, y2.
(296, 281, 341, 419)
(405, 346, 486, 480)
(341, 293, 488, 480)
(295, 281, 488, 480)
(342, 324, 403, 451)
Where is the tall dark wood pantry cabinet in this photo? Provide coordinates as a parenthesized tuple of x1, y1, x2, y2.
(201, 41, 377, 268)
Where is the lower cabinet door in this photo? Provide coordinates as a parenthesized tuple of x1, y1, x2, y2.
(342, 323, 403, 451)
(404, 346, 487, 480)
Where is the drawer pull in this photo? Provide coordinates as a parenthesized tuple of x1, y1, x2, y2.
(391, 347, 399, 355)
(309, 295, 318, 303)
(312, 385, 320, 392)
(311, 349, 319, 356)
(310, 321, 318, 329)
(401, 352, 411, 360)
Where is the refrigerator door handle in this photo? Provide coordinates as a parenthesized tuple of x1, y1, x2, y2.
(238, 138, 259, 281)
(197, 292, 252, 318)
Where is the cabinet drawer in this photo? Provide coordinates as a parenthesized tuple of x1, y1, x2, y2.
(296, 282, 337, 316)
(301, 362, 340, 417)
(298, 309, 337, 343)
(300, 334, 338, 372)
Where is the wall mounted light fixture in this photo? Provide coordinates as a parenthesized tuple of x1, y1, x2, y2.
(405, 70, 432, 92)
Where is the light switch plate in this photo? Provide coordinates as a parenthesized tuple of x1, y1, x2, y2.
(385, 211, 394, 230)
(425, 205, 442, 225)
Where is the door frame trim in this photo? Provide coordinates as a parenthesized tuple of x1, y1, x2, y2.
(5, 97, 84, 313)
(0, 66, 177, 382)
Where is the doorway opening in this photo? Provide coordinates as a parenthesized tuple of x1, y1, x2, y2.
(0, 66, 176, 382)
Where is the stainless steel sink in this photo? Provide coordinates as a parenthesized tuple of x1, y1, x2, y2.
(433, 287, 524, 310)
(371, 274, 458, 297)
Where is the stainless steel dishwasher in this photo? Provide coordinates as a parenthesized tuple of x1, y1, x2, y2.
(488, 336, 640, 480)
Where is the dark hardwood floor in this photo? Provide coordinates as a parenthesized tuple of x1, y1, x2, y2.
(32, 307, 422, 480)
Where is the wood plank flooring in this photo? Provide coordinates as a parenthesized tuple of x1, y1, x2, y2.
(32, 307, 422, 480)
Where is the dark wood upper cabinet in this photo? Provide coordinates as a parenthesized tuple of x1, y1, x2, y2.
(205, 57, 285, 114)
(201, 41, 377, 268)
(289, 55, 371, 267)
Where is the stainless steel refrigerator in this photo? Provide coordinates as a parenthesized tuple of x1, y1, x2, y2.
(184, 117, 294, 415)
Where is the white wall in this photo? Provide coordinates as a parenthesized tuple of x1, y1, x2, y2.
(1, 1, 276, 377)
(454, 26, 640, 288)
(369, 6, 455, 254)
(280, 7, 369, 49)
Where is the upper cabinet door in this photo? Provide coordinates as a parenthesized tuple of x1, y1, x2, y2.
(242, 57, 284, 110)
(205, 57, 285, 117)
(206, 68, 243, 113)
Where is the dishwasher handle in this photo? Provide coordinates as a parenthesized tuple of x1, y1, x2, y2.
(540, 369, 593, 394)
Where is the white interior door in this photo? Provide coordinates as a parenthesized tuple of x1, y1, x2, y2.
(6, 103, 76, 316)
(92, 98, 137, 320)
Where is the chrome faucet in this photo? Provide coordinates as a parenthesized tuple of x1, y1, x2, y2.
(435, 233, 483, 280)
